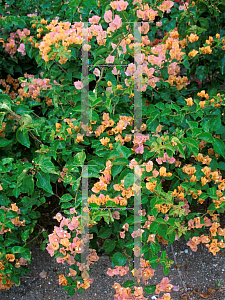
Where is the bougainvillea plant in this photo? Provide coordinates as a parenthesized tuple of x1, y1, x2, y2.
(0, 0, 225, 298)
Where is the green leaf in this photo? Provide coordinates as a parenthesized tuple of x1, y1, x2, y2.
(144, 285, 156, 294)
(11, 246, 26, 254)
(91, 97, 102, 107)
(221, 55, 225, 75)
(198, 17, 209, 29)
(218, 162, 225, 170)
(166, 227, 175, 235)
(98, 226, 112, 239)
(183, 138, 199, 156)
(103, 239, 116, 252)
(182, 57, 190, 70)
(36, 171, 53, 194)
(198, 132, 213, 143)
(111, 165, 123, 178)
(92, 58, 105, 66)
(6, 211, 18, 219)
(61, 202, 72, 209)
(124, 173, 135, 189)
(11, 275, 20, 286)
(16, 128, 30, 148)
(195, 66, 209, 83)
(52, 94, 58, 107)
(111, 252, 127, 268)
(107, 150, 121, 160)
(157, 224, 168, 240)
(150, 241, 160, 254)
(210, 117, 221, 132)
(164, 266, 170, 276)
(123, 280, 136, 288)
(59, 194, 73, 204)
(115, 143, 133, 159)
(105, 72, 117, 86)
(35, 157, 58, 174)
(13, 188, 20, 198)
(176, 143, 186, 159)
(17, 167, 30, 187)
(95, 46, 109, 58)
(0, 137, 11, 147)
(21, 229, 30, 242)
(213, 138, 225, 158)
(21, 250, 31, 261)
(73, 151, 86, 165)
(200, 120, 210, 132)
(0, 96, 12, 111)
(168, 230, 176, 243)
(113, 157, 128, 166)
(20, 114, 33, 127)
(22, 175, 34, 196)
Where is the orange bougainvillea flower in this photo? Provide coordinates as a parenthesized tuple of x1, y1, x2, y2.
(185, 97, 194, 106)
(187, 33, 199, 43)
(55, 123, 62, 132)
(66, 128, 72, 135)
(59, 274, 67, 286)
(199, 101, 206, 108)
(76, 133, 84, 143)
(5, 254, 15, 262)
(146, 181, 157, 192)
(188, 49, 198, 58)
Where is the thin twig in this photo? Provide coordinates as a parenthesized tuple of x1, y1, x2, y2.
(170, 244, 193, 300)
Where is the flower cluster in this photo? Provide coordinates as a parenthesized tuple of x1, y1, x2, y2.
(0, 28, 30, 58)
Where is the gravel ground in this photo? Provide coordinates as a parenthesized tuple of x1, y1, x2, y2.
(1, 236, 225, 300)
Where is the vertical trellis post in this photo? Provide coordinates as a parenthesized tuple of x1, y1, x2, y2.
(77, 20, 145, 284)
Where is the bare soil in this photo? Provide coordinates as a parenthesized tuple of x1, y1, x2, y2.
(1, 236, 225, 300)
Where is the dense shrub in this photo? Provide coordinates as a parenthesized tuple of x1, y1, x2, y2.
(0, 0, 225, 298)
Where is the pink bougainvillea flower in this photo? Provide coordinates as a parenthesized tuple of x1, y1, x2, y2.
(17, 43, 26, 56)
(125, 63, 136, 76)
(110, 1, 117, 10)
(119, 231, 125, 239)
(135, 144, 144, 154)
(106, 55, 115, 64)
(112, 66, 120, 75)
(113, 211, 120, 220)
(111, 0, 128, 11)
(104, 10, 112, 23)
(106, 87, 113, 93)
(134, 53, 145, 65)
(139, 22, 149, 34)
(179, 2, 189, 10)
(88, 15, 101, 24)
(107, 268, 114, 276)
(74, 80, 83, 89)
(93, 68, 100, 77)
(159, 0, 174, 13)
(109, 15, 122, 32)
(69, 207, 77, 215)
(53, 213, 63, 222)
(166, 154, 176, 164)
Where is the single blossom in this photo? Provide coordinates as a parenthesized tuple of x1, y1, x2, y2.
(17, 43, 26, 56)
(104, 10, 113, 23)
(74, 80, 83, 89)
(93, 68, 100, 77)
(89, 15, 101, 24)
(106, 55, 115, 64)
